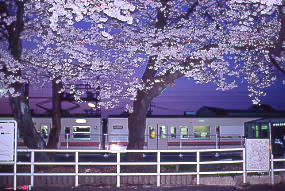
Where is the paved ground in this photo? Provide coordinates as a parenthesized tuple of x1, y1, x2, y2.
(29, 184, 285, 191)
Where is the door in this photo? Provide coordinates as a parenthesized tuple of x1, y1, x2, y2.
(147, 125, 168, 149)
(271, 123, 285, 155)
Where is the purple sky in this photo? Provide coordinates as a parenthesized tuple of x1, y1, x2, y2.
(0, 76, 284, 116)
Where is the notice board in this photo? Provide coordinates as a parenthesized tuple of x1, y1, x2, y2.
(246, 139, 270, 171)
(0, 120, 17, 161)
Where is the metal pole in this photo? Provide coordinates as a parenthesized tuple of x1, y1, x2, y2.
(197, 151, 200, 185)
(216, 133, 218, 150)
(157, 151, 161, 187)
(31, 151, 34, 187)
(66, 134, 69, 149)
(269, 122, 274, 185)
(243, 148, 246, 184)
(157, 124, 159, 150)
(13, 121, 18, 191)
(271, 153, 274, 185)
(116, 151, 120, 187)
(75, 152, 79, 187)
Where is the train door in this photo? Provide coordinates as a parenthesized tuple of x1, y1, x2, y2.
(147, 125, 168, 149)
(271, 123, 285, 155)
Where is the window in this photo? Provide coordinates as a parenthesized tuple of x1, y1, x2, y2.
(254, 125, 259, 138)
(261, 124, 268, 138)
(180, 126, 188, 139)
(40, 125, 49, 139)
(113, 125, 123, 129)
(170, 126, 176, 138)
(194, 126, 210, 139)
(149, 126, 156, 139)
(160, 125, 166, 139)
(72, 126, 91, 139)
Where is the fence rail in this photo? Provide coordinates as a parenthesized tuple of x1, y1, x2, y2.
(1, 148, 285, 190)
(0, 148, 250, 190)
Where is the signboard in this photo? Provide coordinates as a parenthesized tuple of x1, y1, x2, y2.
(0, 120, 17, 161)
(246, 139, 270, 171)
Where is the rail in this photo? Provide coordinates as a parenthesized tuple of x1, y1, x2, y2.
(0, 148, 248, 190)
(271, 154, 285, 184)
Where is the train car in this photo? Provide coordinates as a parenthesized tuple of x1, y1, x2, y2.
(244, 118, 285, 155)
(106, 115, 259, 150)
(60, 116, 102, 150)
(1, 115, 102, 150)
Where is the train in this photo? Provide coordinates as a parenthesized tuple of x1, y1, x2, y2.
(106, 115, 259, 150)
(3, 114, 284, 153)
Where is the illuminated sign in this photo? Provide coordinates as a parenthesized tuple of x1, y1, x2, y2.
(272, 122, 285, 127)
(0, 121, 16, 161)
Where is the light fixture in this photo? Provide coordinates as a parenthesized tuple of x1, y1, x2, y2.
(88, 102, 96, 108)
(75, 119, 87, 124)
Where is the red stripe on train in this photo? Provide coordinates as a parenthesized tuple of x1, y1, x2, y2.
(109, 142, 148, 146)
(168, 141, 241, 146)
(18, 142, 26, 146)
(61, 142, 100, 146)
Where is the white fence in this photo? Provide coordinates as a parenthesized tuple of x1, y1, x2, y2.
(0, 148, 285, 190)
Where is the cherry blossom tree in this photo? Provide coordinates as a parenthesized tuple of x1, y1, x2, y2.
(105, 0, 283, 151)
(0, 0, 137, 150)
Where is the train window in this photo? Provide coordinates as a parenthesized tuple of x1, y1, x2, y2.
(254, 125, 259, 138)
(72, 126, 91, 139)
(194, 126, 210, 139)
(113, 125, 123, 129)
(40, 125, 49, 139)
(149, 126, 156, 139)
(261, 124, 269, 138)
(180, 126, 188, 139)
(160, 126, 166, 139)
(170, 126, 176, 138)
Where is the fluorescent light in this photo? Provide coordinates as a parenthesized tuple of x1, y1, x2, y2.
(75, 119, 87, 124)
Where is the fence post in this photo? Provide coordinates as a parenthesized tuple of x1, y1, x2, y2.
(116, 151, 120, 187)
(75, 151, 79, 187)
(243, 148, 246, 184)
(197, 151, 200, 185)
(13, 152, 17, 191)
(31, 151, 35, 187)
(157, 151, 160, 187)
(271, 153, 274, 185)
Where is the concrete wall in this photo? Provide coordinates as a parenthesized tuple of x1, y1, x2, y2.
(1, 174, 285, 187)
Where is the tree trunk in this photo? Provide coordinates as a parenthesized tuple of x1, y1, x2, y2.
(6, 0, 48, 152)
(9, 90, 46, 149)
(127, 90, 150, 161)
(127, 91, 150, 150)
(47, 79, 62, 149)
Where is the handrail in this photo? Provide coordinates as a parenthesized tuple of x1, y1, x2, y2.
(0, 148, 248, 189)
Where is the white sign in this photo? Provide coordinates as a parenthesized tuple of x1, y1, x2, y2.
(0, 120, 17, 161)
(246, 139, 270, 171)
